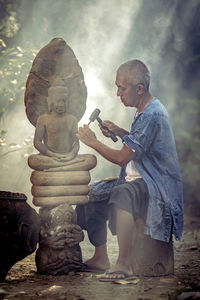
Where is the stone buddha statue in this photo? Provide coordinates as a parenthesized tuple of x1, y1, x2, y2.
(24, 38, 96, 275)
(28, 79, 96, 172)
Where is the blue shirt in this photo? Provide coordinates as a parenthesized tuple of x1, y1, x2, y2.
(122, 97, 183, 242)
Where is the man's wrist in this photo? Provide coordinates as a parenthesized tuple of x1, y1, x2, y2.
(90, 139, 101, 151)
(117, 128, 129, 139)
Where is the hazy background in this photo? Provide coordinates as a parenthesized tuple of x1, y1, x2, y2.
(0, 0, 199, 210)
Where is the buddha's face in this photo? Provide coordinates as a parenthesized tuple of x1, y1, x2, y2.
(47, 85, 69, 115)
(47, 91, 69, 115)
(53, 95, 67, 114)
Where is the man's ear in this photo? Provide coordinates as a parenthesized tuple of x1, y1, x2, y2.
(136, 84, 145, 95)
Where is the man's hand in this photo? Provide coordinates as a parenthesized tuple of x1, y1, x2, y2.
(99, 120, 128, 139)
(76, 125, 98, 147)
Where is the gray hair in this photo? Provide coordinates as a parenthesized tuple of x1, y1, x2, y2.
(117, 59, 150, 90)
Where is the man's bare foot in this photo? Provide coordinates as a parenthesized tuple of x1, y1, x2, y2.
(83, 244, 110, 271)
(84, 256, 110, 271)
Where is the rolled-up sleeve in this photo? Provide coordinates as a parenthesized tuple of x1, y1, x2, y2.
(123, 113, 158, 160)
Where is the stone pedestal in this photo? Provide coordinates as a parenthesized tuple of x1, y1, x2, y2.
(131, 225, 174, 276)
(31, 170, 91, 207)
(35, 204, 84, 275)
(29, 155, 96, 275)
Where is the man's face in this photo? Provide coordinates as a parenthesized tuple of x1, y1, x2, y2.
(115, 72, 139, 108)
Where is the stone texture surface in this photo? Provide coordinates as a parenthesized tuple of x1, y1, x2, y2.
(35, 204, 84, 275)
(131, 220, 174, 276)
(24, 37, 87, 126)
(24, 38, 95, 275)
(0, 191, 40, 281)
(132, 235, 174, 276)
(30, 157, 97, 207)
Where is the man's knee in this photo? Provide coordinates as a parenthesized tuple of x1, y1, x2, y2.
(75, 202, 108, 247)
(110, 183, 129, 199)
(89, 179, 118, 201)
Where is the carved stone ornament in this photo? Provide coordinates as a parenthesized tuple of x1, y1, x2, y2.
(35, 204, 84, 275)
(24, 37, 87, 126)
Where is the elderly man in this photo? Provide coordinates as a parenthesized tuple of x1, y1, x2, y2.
(76, 59, 183, 281)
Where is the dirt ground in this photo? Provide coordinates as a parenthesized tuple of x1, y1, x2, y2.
(0, 209, 200, 300)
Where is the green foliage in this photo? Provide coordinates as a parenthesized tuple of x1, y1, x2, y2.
(0, 0, 21, 52)
(0, 44, 37, 117)
(0, 10, 20, 38)
(0, 43, 37, 157)
(0, 134, 34, 160)
(0, 0, 37, 156)
(0, 129, 6, 146)
(0, 1, 38, 122)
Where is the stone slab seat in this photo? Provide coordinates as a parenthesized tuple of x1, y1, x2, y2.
(131, 222, 174, 276)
